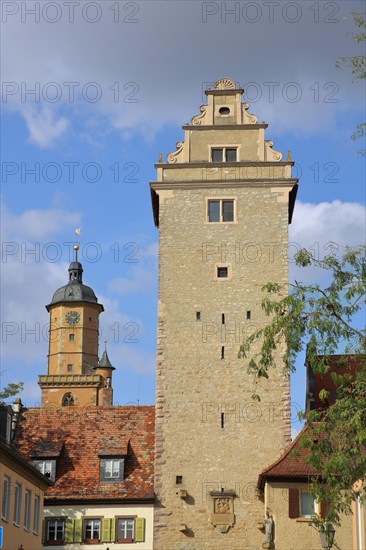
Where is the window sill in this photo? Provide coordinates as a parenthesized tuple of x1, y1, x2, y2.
(46, 541, 64, 546)
(100, 479, 123, 483)
(117, 539, 134, 543)
(1, 517, 9, 523)
(296, 517, 314, 523)
(13, 522, 20, 528)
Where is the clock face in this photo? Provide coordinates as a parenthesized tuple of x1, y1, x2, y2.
(65, 310, 80, 325)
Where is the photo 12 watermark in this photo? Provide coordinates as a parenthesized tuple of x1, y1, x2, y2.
(1, 1, 140, 24)
(202, 80, 339, 104)
(2, 81, 139, 104)
(2, 161, 139, 184)
(1, 241, 140, 263)
(201, 2, 340, 24)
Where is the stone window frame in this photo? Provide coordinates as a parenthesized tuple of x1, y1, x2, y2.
(299, 489, 319, 518)
(13, 481, 22, 526)
(62, 391, 74, 405)
(83, 517, 102, 543)
(46, 517, 66, 545)
(115, 516, 136, 543)
(205, 197, 237, 224)
(2, 475, 10, 521)
(208, 145, 241, 163)
(33, 494, 40, 535)
(24, 487, 32, 531)
(214, 263, 233, 281)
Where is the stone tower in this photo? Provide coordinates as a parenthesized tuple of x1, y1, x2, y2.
(39, 246, 115, 407)
(150, 78, 298, 549)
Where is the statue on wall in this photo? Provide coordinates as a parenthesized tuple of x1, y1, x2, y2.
(263, 511, 274, 547)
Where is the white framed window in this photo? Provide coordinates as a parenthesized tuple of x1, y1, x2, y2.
(83, 518, 101, 542)
(2, 475, 10, 521)
(300, 490, 317, 517)
(116, 518, 135, 542)
(24, 488, 31, 531)
(13, 482, 21, 525)
(211, 147, 238, 162)
(47, 518, 65, 543)
(33, 495, 40, 534)
(207, 199, 235, 223)
(32, 459, 56, 482)
(100, 458, 124, 482)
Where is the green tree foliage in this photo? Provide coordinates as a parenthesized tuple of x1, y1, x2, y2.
(239, 246, 366, 525)
(336, 11, 366, 153)
(0, 382, 24, 405)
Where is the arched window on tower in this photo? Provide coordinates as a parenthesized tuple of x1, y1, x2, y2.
(62, 392, 75, 407)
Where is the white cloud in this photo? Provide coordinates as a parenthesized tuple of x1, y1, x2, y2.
(1, 203, 81, 240)
(1, 203, 81, 362)
(2, 1, 364, 147)
(289, 200, 366, 283)
(22, 105, 69, 148)
(1, 204, 156, 384)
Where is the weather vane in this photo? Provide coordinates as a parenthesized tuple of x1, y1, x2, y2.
(74, 228, 81, 262)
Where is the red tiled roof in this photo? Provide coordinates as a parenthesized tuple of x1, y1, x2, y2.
(14, 406, 155, 501)
(258, 426, 319, 490)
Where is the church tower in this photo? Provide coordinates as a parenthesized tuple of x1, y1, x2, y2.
(151, 79, 298, 548)
(39, 245, 115, 408)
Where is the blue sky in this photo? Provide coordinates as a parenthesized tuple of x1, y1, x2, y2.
(1, 0, 365, 435)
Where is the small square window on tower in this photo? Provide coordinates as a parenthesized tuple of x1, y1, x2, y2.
(217, 267, 228, 278)
(215, 263, 232, 281)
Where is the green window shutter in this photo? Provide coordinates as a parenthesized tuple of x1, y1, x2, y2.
(64, 519, 75, 543)
(111, 518, 116, 542)
(74, 518, 83, 543)
(42, 519, 47, 543)
(135, 517, 145, 542)
(102, 518, 112, 542)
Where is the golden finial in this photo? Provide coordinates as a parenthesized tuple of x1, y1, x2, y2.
(158, 152, 163, 163)
(287, 150, 291, 161)
(74, 229, 81, 261)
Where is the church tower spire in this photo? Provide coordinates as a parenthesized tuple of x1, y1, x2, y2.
(39, 238, 115, 407)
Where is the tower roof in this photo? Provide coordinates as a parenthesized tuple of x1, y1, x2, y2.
(46, 257, 103, 311)
(97, 348, 116, 371)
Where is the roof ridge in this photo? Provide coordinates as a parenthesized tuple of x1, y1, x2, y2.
(260, 425, 308, 475)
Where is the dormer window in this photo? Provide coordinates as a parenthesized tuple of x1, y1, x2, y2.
(100, 458, 125, 482)
(211, 147, 237, 162)
(32, 459, 56, 482)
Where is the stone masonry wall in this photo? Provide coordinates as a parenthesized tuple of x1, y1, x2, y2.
(154, 185, 292, 550)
